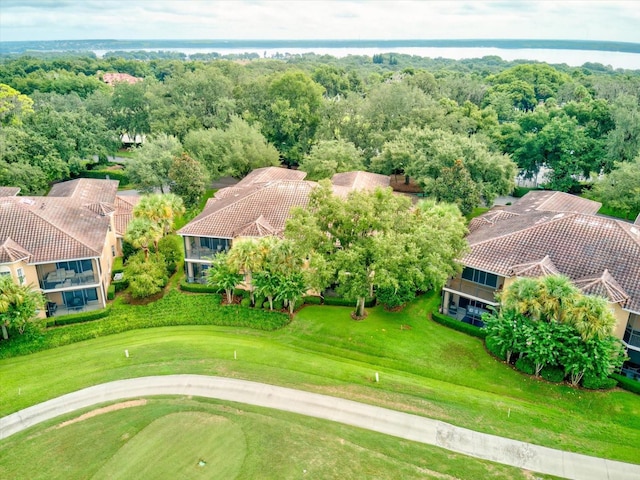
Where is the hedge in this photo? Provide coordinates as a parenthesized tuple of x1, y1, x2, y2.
(582, 374, 618, 390)
(611, 373, 640, 395)
(302, 295, 322, 305)
(113, 279, 129, 292)
(515, 356, 535, 375)
(107, 285, 116, 300)
(46, 307, 112, 327)
(484, 335, 506, 360)
(323, 296, 376, 308)
(431, 312, 488, 339)
(540, 366, 565, 383)
(179, 280, 220, 294)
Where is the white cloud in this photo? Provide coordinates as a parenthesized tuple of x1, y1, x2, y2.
(1, 0, 639, 42)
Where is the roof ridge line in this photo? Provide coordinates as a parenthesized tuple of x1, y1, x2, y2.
(29, 203, 102, 256)
(469, 212, 577, 248)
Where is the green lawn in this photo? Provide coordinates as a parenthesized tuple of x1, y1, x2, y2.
(0, 397, 558, 480)
(1, 292, 639, 465)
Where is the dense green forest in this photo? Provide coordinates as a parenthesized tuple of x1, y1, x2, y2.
(1, 51, 639, 216)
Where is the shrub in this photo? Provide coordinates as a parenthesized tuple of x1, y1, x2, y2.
(323, 296, 376, 308)
(431, 312, 488, 339)
(107, 285, 116, 300)
(50, 308, 111, 327)
(611, 373, 640, 395)
(515, 356, 536, 375)
(113, 279, 129, 292)
(272, 299, 284, 311)
(541, 366, 565, 383)
(179, 280, 220, 294)
(254, 295, 266, 309)
(485, 335, 506, 360)
(233, 288, 249, 299)
(158, 235, 183, 276)
(582, 374, 618, 390)
(303, 295, 322, 305)
(125, 252, 168, 299)
(262, 301, 271, 309)
(240, 298, 252, 308)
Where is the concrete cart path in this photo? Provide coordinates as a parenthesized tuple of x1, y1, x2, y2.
(1, 375, 637, 480)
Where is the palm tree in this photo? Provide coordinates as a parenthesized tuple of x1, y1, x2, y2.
(0, 277, 44, 340)
(500, 277, 544, 321)
(227, 238, 268, 304)
(206, 252, 243, 304)
(538, 275, 578, 323)
(133, 193, 185, 236)
(569, 294, 616, 341)
(125, 218, 161, 260)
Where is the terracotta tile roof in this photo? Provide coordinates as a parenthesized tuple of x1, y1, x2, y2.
(102, 72, 143, 85)
(331, 171, 390, 191)
(0, 187, 20, 196)
(509, 190, 601, 215)
(1, 179, 119, 264)
(234, 215, 278, 237)
(48, 178, 119, 204)
(509, 255, 560, 277)
(178, 180, 315, 239)
(0, 198, 108, 262)
(464, 191, 640, 312)
(468, 210, 521, 233)
(0, 238, 31, 263)
(235, 167, 307, 187)
(574, 270, 630, 305)
(114, 195, 140, 237)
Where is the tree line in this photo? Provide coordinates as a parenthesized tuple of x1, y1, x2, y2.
(1, 52, 639, 215)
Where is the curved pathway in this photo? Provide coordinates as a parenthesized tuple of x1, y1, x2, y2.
(1, 375, 637, 480)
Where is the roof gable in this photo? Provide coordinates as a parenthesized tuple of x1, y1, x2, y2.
(574, 270, 629, 305)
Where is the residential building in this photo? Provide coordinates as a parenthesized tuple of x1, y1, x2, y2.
(443, 191, 640, 373)
(0, 179, 134, 317)
(178, 167, 390, 283)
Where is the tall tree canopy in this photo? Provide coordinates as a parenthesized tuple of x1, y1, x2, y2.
(285, 182, 467, 316)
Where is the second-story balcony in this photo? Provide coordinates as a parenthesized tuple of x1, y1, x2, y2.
(445, 277, 499, 304)
(38, 265, 99, 291)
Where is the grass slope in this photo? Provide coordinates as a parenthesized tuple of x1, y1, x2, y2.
(0, 293, 639, 465)
(0, 398, 558, 480)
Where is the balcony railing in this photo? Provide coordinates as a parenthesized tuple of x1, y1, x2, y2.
(185, 246, 225, 260)
(446, 277, 498, 304)
(40, 269, 99, 291)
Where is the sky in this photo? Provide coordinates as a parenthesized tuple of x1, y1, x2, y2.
(1, 0, 639, 44)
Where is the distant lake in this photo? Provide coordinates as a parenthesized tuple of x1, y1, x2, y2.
(93, 46, 640, 70)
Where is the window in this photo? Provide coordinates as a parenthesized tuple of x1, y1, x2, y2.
(17, 268, 25, 285)
(111, 246, 116, 257)
(461, 267, 498, 288)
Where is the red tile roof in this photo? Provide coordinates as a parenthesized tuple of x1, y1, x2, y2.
(102, 73, 143, 86)
(464, 191, 640, 312)
(178, 180, 315, 239)
(1, 179, 118, 263)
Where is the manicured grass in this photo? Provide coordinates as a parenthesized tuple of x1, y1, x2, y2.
(0, 398, 556, 480)
(1, 292, 639, 464)
(465, 207, 490, 220)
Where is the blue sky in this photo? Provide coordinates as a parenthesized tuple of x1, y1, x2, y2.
(1, 0, 639, 43)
